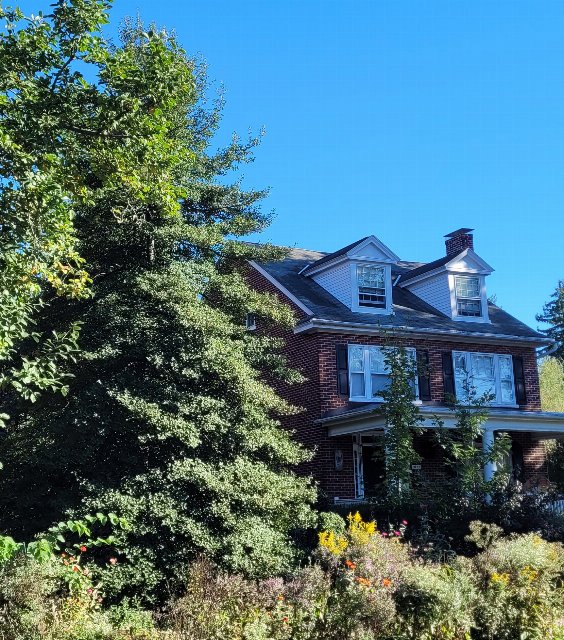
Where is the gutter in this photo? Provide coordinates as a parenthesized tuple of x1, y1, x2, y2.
(318, 405, 564, 426)
(294, 317, 553, 348)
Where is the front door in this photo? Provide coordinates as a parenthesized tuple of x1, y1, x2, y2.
(353, 432, 386, 499)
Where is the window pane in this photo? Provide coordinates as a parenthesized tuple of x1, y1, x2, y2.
(501, 379, 515, 404)
(455, 276, 480, 298)
(499, 355, 513, 380)
(472, 354, 494, 379)
(371, 374, 390, 397)
(357, 266, 387, 309)
(357, 265, 384, 288)
(349, 346, 364, 372)
(351, 372, 365, 397)
(369, 347, 387, 373)
(454, 353, 468, 379)
(457, 300, 482, 317)
(470, 354, 495, 399)
(359, 288, 386, 308)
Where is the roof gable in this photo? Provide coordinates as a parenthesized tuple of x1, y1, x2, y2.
(303, 235, 399, 276)
(346, 235, 400, 263)
(399, 248, 493, 285)
(445, 248, 493, 274)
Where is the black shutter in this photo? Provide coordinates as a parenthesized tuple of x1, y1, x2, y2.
(417, 350, 432, 401)
(442, 352, 456, 400)
(336, 344, 349, 397)
(513, 356, 527, 405)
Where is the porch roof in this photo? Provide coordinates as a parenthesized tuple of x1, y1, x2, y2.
(320, 404, 564, 438)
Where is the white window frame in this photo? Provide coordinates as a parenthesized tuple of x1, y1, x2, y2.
(350, 262, 393, 315)
(449, 273, 490, 323)
(348, 345, 419, 402)
(452, 351, 517, 407)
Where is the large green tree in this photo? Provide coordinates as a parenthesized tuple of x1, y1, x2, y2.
(537, 281, 564, 360)
(540, 357, 564, 413)
(0, 3, 316, 600)
(0, 0, 194, 423)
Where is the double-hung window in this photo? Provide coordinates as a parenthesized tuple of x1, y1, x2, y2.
(453, 351, 516, 405)
(357, 265, 386, 309)
(349, 345, 418, 401)
(454, 275, 482, 317)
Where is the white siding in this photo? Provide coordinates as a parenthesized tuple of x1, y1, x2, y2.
(407, 274, 452, 317)
(313, 262, 352, 308)
(350, 243, 391, 261)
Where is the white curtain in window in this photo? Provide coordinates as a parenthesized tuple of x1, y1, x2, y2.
(357, 265, 384, 288)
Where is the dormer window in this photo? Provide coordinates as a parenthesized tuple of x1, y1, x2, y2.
(455, 276, 482, 317)
(357, 265, 386, 309)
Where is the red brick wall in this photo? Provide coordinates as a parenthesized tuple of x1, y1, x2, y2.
(445, 232, 474, 256)
(316, 333, 541, 413)
(246, 264, 545, 501)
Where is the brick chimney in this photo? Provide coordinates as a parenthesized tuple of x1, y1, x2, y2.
(444, 228, 474, 256)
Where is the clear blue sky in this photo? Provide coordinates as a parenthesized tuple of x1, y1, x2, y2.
(23, 1, 564, 329)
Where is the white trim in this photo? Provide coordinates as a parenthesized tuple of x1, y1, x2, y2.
(348, 344, 418, 402)
(350, 262, 393, 315)
(346, 235, 400, 263)
(449, 273, 490, 323)
(353, 434, 364, 499)
(293, 318, 552, 347)
(302, 254, 350, 277)
(248, 261, 314, 316)
(399, 248, 494, 288)
(452, 350, 516, 407)
(302, 235, 400, 277)
(326, 407, 564, 438)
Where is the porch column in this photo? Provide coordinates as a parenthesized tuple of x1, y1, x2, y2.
(483, 426, 496, 482)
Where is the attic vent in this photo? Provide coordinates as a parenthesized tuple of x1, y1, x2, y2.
(445, 228, 474, 256)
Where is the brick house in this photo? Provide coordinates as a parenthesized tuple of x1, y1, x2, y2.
(247, 229, 564, 503)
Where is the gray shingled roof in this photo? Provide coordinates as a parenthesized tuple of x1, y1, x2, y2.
(300, 237, 368, 273)
(257, 246, 547, 343)
(397, 254, 453, 283)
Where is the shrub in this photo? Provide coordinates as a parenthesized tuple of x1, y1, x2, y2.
(471, 532, 564, 639)
(394, 562, 476, 640)
(166, 558, 272, 639)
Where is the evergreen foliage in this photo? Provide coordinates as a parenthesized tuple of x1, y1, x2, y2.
(0, 2, 316, 601)
(380, 347, 423, 507)
(434, 385, 510, 512)
(537, 281, 564, 360)
(540, 357, 564, 413)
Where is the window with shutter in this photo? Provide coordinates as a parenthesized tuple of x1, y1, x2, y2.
(452, 351, 517, 406)
(348, 345, 419, 402)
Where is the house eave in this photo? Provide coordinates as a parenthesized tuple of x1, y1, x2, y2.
(294, 318, 552, 348)
(323, 405, 564, 438)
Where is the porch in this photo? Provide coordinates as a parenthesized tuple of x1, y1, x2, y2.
(319, 405, 564, 501)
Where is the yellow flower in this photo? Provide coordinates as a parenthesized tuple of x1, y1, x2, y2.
(318, 531, 348, 555)
(347, 512, 378, 545)
(490, 572, 510, 586)
(520, 566, 538, 582)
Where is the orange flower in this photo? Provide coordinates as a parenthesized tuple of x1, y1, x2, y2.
(355, 577, 371, 587)
(109, 557, 118, 565)
(282, 616, 289, 623)
(277, 595, 285, 601)
(72, 566, 79, 572)
(80, 545, 87, 553)
(345, 560, 357, 570)
(382, 578, 392, 588)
